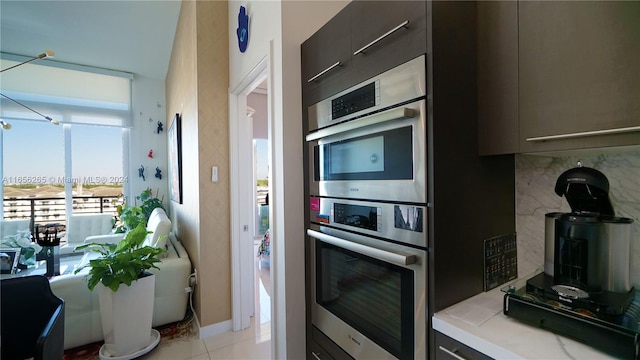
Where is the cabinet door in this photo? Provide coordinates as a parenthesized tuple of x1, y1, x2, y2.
(301, 7, 351, 93)
(477, 1, 519, 155)
(309, 326, 352, 360)
(308, 340, 335, 360)
(350, 1, 427, 78)
(435, 331, 493, 360)
(519, 1, 640, 152)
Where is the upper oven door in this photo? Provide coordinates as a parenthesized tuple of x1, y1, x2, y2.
(307, 99, 426, 203)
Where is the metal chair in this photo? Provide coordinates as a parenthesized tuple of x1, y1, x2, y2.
(1, 275, 65, 360)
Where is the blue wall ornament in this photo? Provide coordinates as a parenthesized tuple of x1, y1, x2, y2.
(237, 6, 249, 53)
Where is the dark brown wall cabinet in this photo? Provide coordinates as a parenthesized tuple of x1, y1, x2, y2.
(301, 9, 351, 94)
(301, 0, 427, 108)
(478, 1, 640, 155)
(303, 2, 515, 360)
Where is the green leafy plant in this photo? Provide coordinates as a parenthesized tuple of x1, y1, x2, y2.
(74, 223, 165, 292)
(114, 188, 165, 233)
(137, 188, 165, 220)
(116, 204, 144, 233)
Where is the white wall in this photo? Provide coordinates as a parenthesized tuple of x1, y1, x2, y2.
(248, 92, 268, 139)
(128, 76, 169, 208)
(228, 1, 349, 358)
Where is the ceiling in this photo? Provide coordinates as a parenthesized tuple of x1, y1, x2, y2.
(0, 1, 181, 80)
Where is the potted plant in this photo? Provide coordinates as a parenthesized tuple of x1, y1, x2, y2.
(75, 223, 165, 357)
(115, 188, 165, 233)
(115, 203, 144, 233)
(136, 188, 165, 221)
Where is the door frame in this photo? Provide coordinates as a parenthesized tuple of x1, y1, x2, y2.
(229, 56, 270, 332)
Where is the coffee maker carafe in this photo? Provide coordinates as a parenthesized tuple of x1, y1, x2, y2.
(539, 164, 635, 318)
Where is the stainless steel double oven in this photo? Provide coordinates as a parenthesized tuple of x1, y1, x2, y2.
(306, 55, 427, 360)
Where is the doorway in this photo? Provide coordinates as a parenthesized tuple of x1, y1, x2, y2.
(229, 57, 272, 337)
(248, 81, 272, 332)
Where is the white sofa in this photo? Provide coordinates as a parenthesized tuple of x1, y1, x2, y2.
(48, 208, 191, 350)
(0, 218, 30, 238)
(59, 213, 114, 255)
(82, 207, 171, 248)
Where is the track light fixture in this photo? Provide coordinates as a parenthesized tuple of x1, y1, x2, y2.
(0, 93, 59, 125)
(0, 50, 57, 129)
(1, 49, 55, 73)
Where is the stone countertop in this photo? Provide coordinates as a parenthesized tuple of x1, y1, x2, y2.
(432, 281, 622, 360)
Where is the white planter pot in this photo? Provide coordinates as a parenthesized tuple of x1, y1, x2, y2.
(98, 274, 155, 357)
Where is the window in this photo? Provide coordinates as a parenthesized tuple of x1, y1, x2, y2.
(71, 124, 124, 214)
(1, 55, 131, 228)
(2, 120, 64, 222)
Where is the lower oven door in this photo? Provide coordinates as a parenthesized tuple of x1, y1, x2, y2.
(308, 225, 426, 360)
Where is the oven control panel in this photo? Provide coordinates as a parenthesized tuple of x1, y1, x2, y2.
(332, 202, 381, 232)
(484, 233, 517, 291)
(308, 197, 428, 248)
(331, 81, 379, 120)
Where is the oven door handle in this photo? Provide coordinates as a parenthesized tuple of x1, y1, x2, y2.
(307, 229, 417, 266)
(305, 107, 416, 142)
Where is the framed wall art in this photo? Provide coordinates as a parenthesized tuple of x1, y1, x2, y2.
(168, 113, 183, 204)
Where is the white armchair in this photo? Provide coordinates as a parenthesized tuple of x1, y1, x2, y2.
(0, 219, 30, 238)
(60, 213, 114, 255)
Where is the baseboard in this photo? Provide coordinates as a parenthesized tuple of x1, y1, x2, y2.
(197, 318, 233, 339)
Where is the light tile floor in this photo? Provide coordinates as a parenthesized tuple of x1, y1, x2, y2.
(140, 247, 272, 360)
(138, 318, 272, 360)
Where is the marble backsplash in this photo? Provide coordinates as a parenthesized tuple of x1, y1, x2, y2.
(515, 150, 640, 289)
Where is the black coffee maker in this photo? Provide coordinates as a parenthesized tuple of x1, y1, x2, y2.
(529, 163, 635, 320)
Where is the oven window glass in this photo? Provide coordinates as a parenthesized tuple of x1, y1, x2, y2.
(316, 241, 414, 359)
(316, 126, 413, 181)
(330, 135, 384, 174)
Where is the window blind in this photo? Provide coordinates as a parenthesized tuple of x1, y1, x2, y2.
(0, 56, 132, 128)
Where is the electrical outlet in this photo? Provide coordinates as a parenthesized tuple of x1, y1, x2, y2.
(190, 269, 197, 287)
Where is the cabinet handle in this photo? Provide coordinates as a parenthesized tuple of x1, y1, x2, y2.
(311, 351, 322, 360)
(353, 20, 410, 56)
(307, 61, 341, 83)
(438, 345, 467, 360)
(525, 125, 640, 142)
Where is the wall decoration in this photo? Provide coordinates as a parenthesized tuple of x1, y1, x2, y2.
(138, 165, 146, 181)
(168, 113, 183, 204)
(236, 6, 249, 53)
(155, 167, 162, 180)
(148, 149, 154, 158)
(156, 121, 163, 134)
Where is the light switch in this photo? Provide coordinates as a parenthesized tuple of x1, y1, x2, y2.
(212, 166, 218, 183)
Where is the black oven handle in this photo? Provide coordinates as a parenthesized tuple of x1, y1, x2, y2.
(307, 229, 416, 266)
(305, 107, 416, 142)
